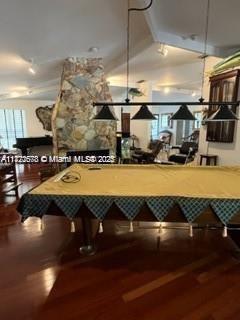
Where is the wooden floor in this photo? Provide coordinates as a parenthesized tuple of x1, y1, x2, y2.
(0, 164, 240, 320)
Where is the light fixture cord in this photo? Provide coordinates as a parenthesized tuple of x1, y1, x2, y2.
(126, 0, 130, 103)
(126, 0, 153, 103)
(200, 0, 210, 99)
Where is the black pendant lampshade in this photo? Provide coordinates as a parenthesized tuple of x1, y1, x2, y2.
(171, 104, 196, 121)
(94, 105, 118, 121)
(131, 105, 157, 120)
(205, 105, 238, 122)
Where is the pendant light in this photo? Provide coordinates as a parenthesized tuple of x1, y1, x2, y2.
(170, 104, 196, 121)
(201, 0, 238, 122)
(128, 1, 155, 120)
(93, 0, 239, 117)
(131, 105, 156, 120)
(129, 1, 155, 120)
(205, 105, 238, 121)
(94, 80, 118, 121)
(170, 0, 209, 122)
(94, 0, 155, 121)
(93, 105, 118, 121)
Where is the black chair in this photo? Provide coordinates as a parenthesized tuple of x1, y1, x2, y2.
(168, 142, 198, 164)
(159, 130, 172, 146)
(132, 140, 163, 164)
(182, 129, 200, 144)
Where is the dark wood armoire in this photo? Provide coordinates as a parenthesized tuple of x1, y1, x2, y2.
(207, 69, 240, 143)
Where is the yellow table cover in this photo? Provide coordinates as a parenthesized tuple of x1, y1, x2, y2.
(31, 164, 240, 200)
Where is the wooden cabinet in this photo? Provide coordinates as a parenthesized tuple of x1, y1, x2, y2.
(207, 70, 240, 143)
(121, 112, 130, 137)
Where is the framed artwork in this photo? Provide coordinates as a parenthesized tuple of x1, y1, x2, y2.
(36, 105, 54, 131)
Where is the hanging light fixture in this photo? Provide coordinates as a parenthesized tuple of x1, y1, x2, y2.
(94, 78, 118, 121)
(28, 58, 37, 75)
(93, 105, 118, 121)
(170, 0, 211, 123)
(94, 0, 156, 121)
(197, 0, 238, 122)
(171, 104, 196, 121)
(131, 104, 156, 120)
(131, 105, 156, 120)
(93, 0, 239, 117)
(205, 105, 238, 121)
(128, 1, 156, 120)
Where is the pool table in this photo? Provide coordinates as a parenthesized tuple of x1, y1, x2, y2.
(18, 164, 240, 254)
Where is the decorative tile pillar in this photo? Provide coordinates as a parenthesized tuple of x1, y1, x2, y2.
(52, 58, 116, 155)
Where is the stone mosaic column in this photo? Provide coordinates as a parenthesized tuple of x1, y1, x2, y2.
(52, 58, 116, 155)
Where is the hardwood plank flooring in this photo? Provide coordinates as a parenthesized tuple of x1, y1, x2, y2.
(0, 164, 240, 320)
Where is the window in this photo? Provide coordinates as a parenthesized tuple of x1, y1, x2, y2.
(193, 111, 202, 129)
(151, 114, 159, 139)
(160, 113, 173, 129)
(0, 109, 26, 149)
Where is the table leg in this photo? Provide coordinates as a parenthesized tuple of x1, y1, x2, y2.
(228, 229, 240, 260)
(79, 216, 96, 255)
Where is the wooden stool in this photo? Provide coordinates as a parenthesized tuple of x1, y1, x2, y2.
(200, 154, 218, 166)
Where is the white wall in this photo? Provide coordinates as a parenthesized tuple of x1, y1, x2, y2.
(110, 83, 153, 150)
(198, 57, 240, 165)
(0, 99, 54, 137)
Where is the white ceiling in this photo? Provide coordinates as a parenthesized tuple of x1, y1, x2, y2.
(108, 44, 203, 91)
(144, 0, 240, 56)
(0, 0, 239, 101)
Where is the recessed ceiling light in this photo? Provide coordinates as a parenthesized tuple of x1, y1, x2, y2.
(192, 91, 196, 97)
(11, 91, 20, 98)
(157, 44, 168, 57)
(28, 66, 36, 75)
(164, 87, 170, 94)
(88, 47, 99, 53)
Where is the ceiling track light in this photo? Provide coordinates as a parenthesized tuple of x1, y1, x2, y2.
(28, 58, 36, 75)
(157, 43, 168, 57)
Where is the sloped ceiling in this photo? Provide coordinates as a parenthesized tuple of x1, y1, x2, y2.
(143, 0, 240, 56)
(0, 0, 239, 100)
